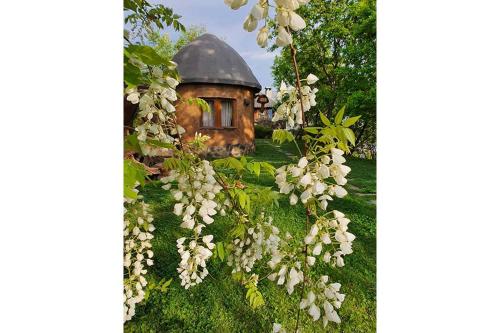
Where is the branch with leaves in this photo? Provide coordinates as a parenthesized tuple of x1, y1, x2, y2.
(225, 1, 361, 331)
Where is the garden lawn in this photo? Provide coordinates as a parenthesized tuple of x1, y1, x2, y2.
(125, 138, 376, 333)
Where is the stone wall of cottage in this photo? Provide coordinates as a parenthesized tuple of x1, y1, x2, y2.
(176, 83, 256, 157)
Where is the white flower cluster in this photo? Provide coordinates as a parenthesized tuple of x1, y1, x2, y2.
(125, 64, 184, 145)
(227, 214, 281, 273)
(275, 148, 351, 210)
(272, 75, 319, 129)
(268, 262, 304, 295)
(224, 0, 309, 48)
(304, 210, 355, 270)
(267, 247, 304, 294)
(176, 235, 215, 289)
(161, 160, 224, 288)
(161, 160, 223, 234)
(123, 200, 155, 322)
(299, 275, 345, 327)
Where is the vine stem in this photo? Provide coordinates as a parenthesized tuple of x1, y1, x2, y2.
(292, 137, 304, 157)
(289, 35, 312, 333)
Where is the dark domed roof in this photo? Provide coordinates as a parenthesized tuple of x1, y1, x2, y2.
(173, 34, 261, 91)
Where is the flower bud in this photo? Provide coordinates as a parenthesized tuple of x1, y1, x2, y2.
(289, 11, 306, 31)
(243, 14, 258, 32)
(306, 73, 319, 85)
(225, 0, 248, 10)
(276, 26, 292, 47)
(257, 26, 269, 48)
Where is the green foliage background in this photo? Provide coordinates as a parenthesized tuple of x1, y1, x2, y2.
(147, 25, 207, 60)
(271, 0, 376, 147)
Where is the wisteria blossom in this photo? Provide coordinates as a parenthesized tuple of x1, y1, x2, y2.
(270, 89, 355, 329)
(162, 160, 223, 234)
(176, 235, 215, 288)
(227, 213, 281, 273)
(299, 275, 345, 327)
(123, 198, 155, 322)
(268, 260, 304, 295)
(224, 0, 309, 47)
(272, 79, 318, 129)
(304, 211, 355, 269)
(266, 231, 306, 295)
(125, 62, 182, 149)
(161, 159, 224, 288)
(275, 148, 351, 210)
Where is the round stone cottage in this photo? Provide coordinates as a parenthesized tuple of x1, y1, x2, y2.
(173, 33, 262, 157)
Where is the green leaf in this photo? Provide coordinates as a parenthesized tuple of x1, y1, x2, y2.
(259, 162, 275, 176)
(244, 284, 265, 309)
(272, 129, 294, 144)
(321, 127, 337, 137)
(124, 134, 143, 154)
(337, 140, 348, 152)
(334, 105, 346, 125)
(123, 0, 137, 12)
(160, 278, 172, 292)
(163, 157, 181, 170)
(231, 224, 246, 238)
(319, 112, 331, 126)
(146, 139, 175, 150)
(212, 157, 244, 172)
(124, 186, 138, 199)
(217, 242, 225, 261)
(343, 115, 361, 127)
(232, 271, 244, 281)
(248, 162, 260, 177)
(304, 127, 320, 134)
(336, 126, 347, 145)
(237, 191, 246, 209)
(343, 127, 356, 146)
(186, 97, 210, 112)
(124, 62, 143, 86)
(124, 159, 148, 199)
(126, 45, 167, 66)
(236, 190, 250, 212)
(144, 287, 150, 302)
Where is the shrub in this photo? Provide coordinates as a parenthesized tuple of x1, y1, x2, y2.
(254, 124, 273, 139)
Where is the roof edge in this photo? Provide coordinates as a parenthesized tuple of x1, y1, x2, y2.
(179, 78, 262, 92)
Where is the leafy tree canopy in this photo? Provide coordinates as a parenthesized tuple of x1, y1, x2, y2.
(147, 25, 207, 60)
(271, 0, 376, 147)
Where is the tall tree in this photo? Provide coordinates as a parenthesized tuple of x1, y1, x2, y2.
(271, 0, 376, 147)
(147, 25, 207, 60)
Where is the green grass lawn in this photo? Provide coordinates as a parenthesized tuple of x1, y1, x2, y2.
(125, 139, 376, 333)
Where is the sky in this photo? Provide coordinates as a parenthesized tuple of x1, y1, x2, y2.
(164, 0, 278, 89)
